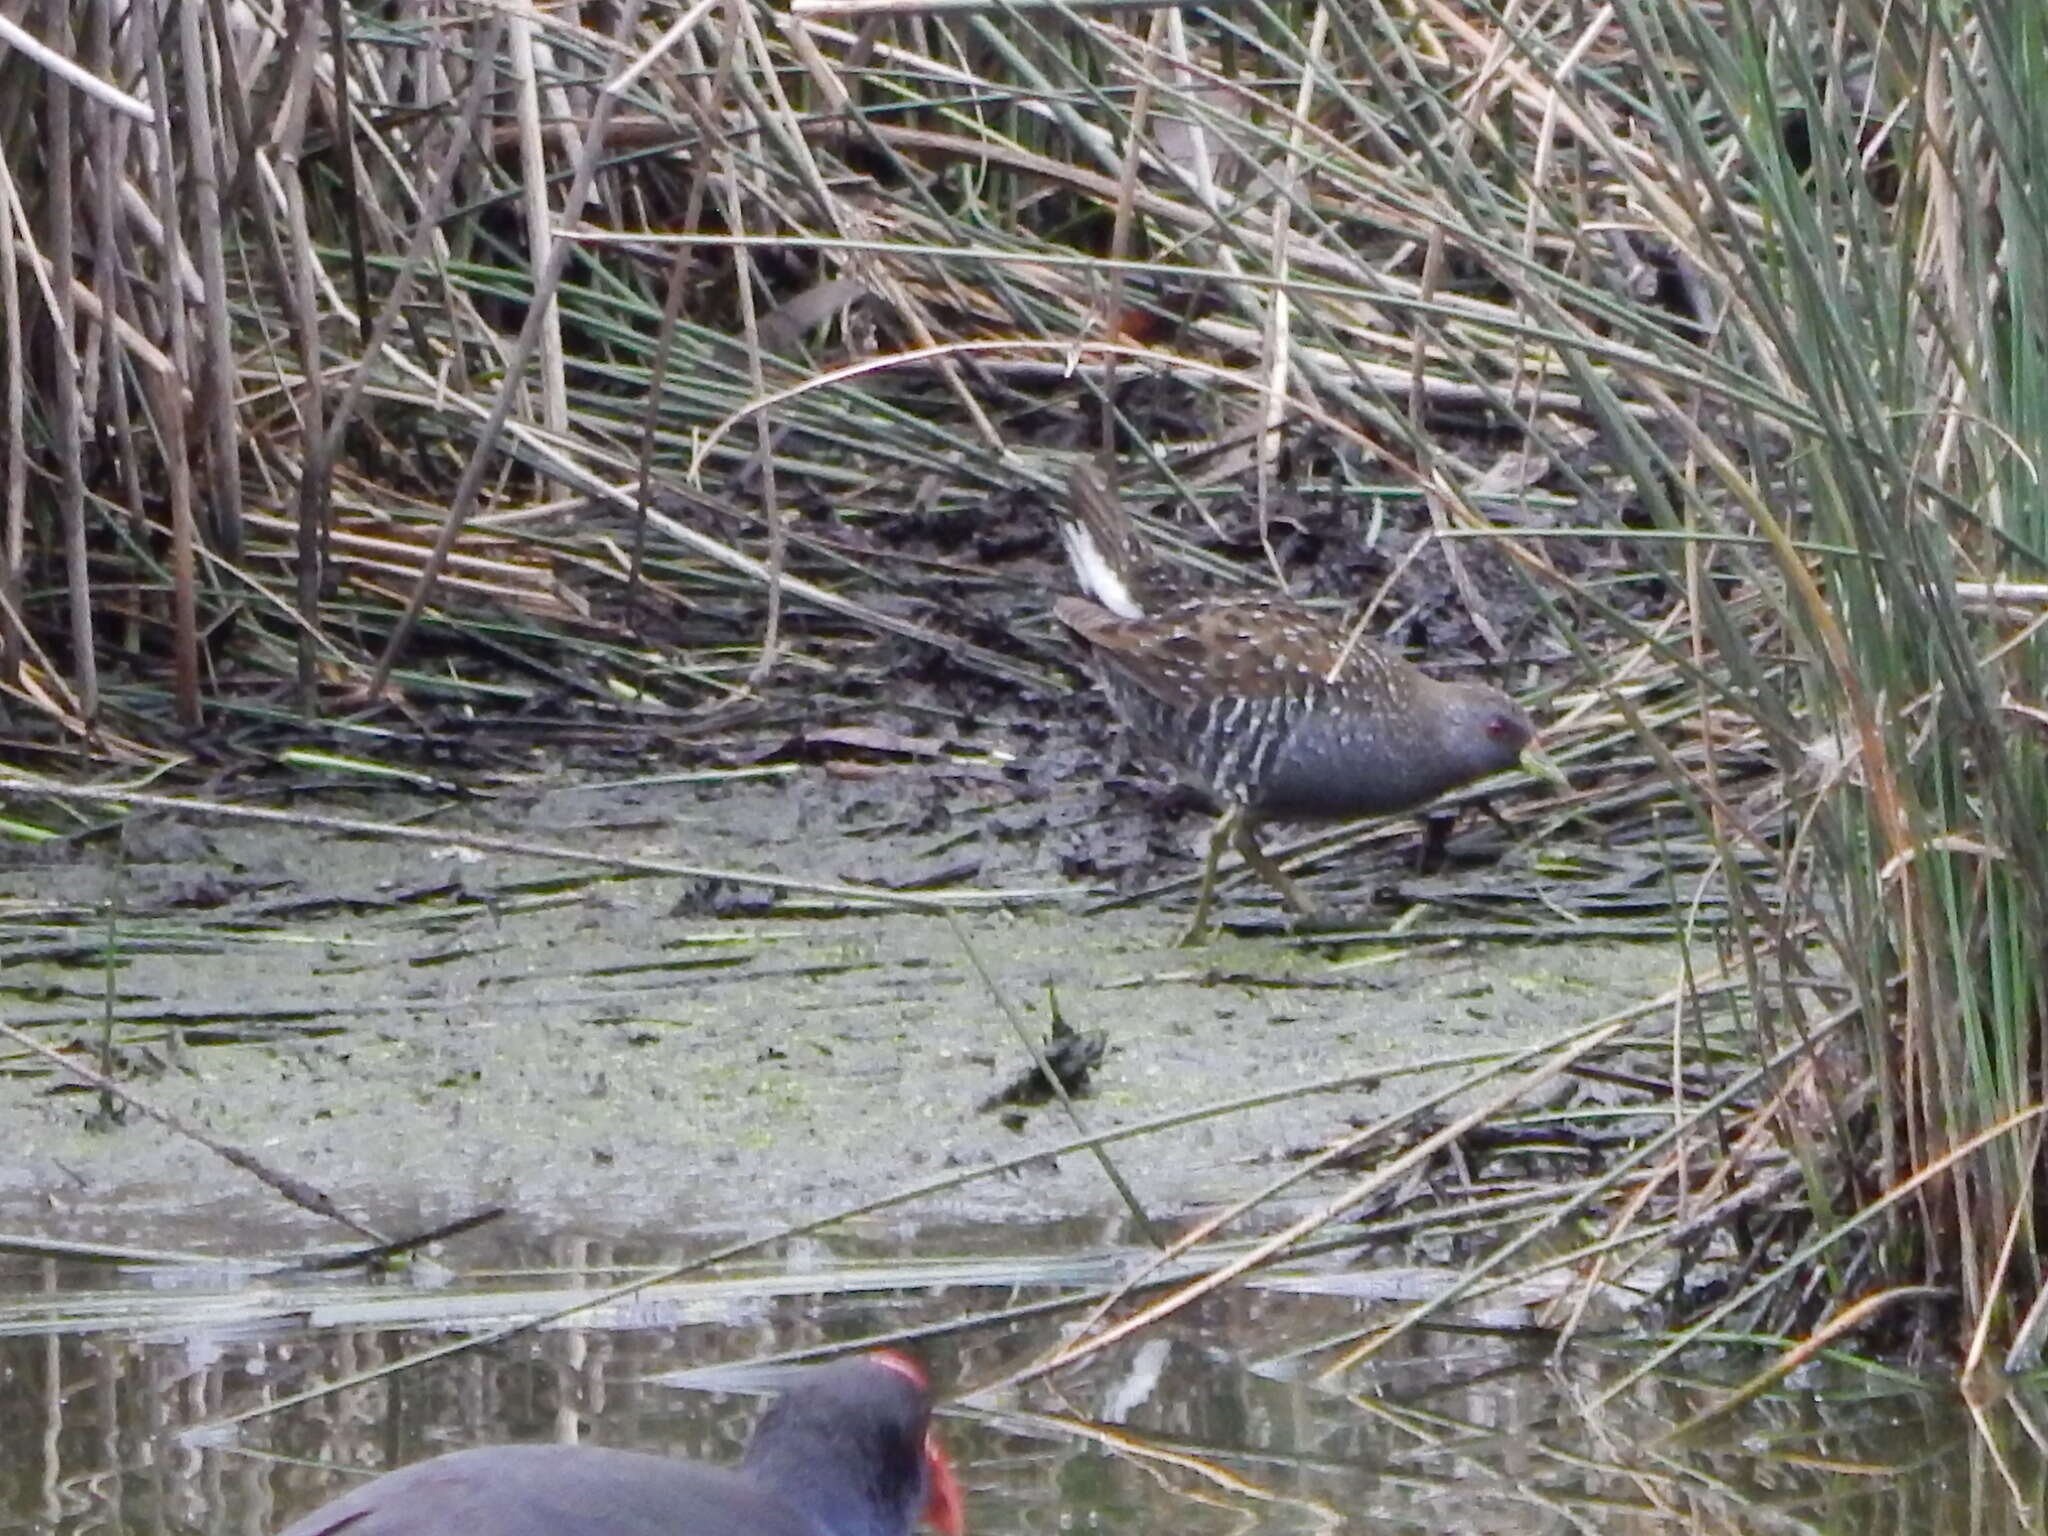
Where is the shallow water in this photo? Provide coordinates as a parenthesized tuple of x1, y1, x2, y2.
(0, 1215, 2036, 1536)
(0, 781, 2021, 1533)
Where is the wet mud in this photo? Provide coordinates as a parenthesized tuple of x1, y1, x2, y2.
(1, 767, 1677, 1246)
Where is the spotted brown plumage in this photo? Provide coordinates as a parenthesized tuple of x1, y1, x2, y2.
(1055, 464, 1560, 941)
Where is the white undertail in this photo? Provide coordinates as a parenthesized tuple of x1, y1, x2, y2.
(1056, 517, 1145, 620)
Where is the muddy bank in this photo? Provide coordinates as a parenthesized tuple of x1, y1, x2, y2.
(0, 771, 1677, 1247)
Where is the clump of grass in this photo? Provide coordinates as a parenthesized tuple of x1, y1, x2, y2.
(1504, 0, 2048, 1365)
(1017, 0, 2048, 1367)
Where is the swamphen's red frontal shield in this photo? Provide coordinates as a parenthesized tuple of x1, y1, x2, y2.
(274, 1349, 964, 1536)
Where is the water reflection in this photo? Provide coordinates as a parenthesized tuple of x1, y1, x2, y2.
(0, 1220, 2037, 1535)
